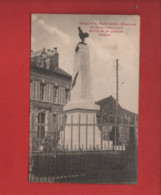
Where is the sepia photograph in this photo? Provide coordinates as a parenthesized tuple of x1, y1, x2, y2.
(29, 14, 140, 184)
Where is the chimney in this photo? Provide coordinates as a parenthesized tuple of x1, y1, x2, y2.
(54, 47, 57, 53)
(50, 47, 59, 70)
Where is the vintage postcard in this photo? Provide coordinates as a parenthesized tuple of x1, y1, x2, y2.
(29, 14, 140, 184)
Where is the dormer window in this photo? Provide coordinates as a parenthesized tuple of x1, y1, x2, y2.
(41, 52, 47, 59)
(45, 58, 50, 69)
(37, 56, 44, 68)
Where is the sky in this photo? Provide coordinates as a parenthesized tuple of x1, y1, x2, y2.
(31, 14, 140, 113)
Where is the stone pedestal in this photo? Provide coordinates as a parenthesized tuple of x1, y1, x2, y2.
(61, 43, 102, 150)
(60, 110, 101, 150)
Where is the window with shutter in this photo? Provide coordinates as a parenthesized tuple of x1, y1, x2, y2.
(48, 113, 52, 132)
(62, 88, 65, 104)
(29, 111, 37, 151)
(30, 82, 34, 99)
(58, 115, 62, 130)
(65, 90, 70, 103)
(65, 89, 68, 103)
(30, 112, 36, 132)
(54, 87, 58, 104)
(49, 84, 53, 102)
(37, 82, 40, 100)
(45, 111, 49, 133)
(33, 81, 40, 100)
(40, 83, 45, 101)
(53, 86, 55, 103)
(52, 114, 57, 132)
(37, 113, 45, 139)
(58, 87, 66, 105)
(58, 87, 61, 104)
(45, 84, 50, 102)
(61, 88, 63, 104)
(33, 81, 36, 99)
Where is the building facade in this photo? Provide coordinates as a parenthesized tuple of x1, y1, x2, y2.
(96, 96, 138, 147)
(30, 48, 72, 151)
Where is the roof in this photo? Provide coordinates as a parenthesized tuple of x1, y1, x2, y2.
(30, 63, 72, 79)
(96, 96, 138, 118)
(96, 96, 115, 109)
(31, 48, 57, 58)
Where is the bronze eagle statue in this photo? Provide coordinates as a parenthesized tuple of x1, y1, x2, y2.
(78, 26, 89, 43)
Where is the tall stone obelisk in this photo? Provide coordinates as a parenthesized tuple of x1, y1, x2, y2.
(60, 27, 101, 150)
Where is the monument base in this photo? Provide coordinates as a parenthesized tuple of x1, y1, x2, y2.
(60, 107, 113, 151)
(60, 108, 102, 150)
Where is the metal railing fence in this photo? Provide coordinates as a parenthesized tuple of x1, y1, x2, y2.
(29, 114, 137, 184)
